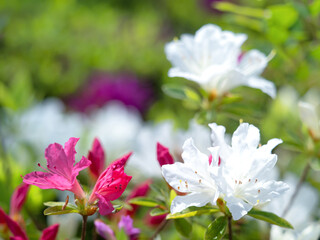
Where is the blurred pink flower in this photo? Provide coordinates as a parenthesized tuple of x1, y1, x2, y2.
(66, 73, 154, 114)
(0, 208, 59, 240)
(118, 215, 140, 240)
(87, 138, 105, 181)
(23, 138, 91, 199)
(156, 143, 174, 167)
(9, 183, 29, 220)
(89, 153, 132, 215)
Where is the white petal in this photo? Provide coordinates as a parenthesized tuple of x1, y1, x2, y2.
(258, 138, 282, 154)
(298, 222, 320, 240)
(181, 138, 208, 168)
(231, 123, 260, 151)
(258, 180, 289, 203)
(238, 50, 268, 76)
(209, 123, 232, 161)
(170, 192, 215, 214)
(246, 76, 277, 98)
(298, 101, 320, 137)
(224, 195, 253, 220)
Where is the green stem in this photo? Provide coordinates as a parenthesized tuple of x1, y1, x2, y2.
(228, 216, 233, 240)
(81, 215, 88, 240)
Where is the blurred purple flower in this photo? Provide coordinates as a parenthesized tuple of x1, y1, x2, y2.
(94, 220, 115, 240)
(201, 0, 237, 13)
(66, 73, 154, 114)
(118, 215, 140, 240)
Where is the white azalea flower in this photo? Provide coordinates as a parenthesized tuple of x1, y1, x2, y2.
(298, 89, 320, 140)
(162, 138, 220, 214)
(165, 24, 276, 98)
(210, 123, 289, 220)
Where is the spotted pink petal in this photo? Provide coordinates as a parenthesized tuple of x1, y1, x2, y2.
(88, 138, 105, 181)
(40, 224, 59, 240)
(89, 153, 132, 215)
(0, 207, 28, 240)
(10, 183, 29, 217)
(157, 143, 174, 167)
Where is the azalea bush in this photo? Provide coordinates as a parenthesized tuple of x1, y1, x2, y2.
(1, 0, 320, 240)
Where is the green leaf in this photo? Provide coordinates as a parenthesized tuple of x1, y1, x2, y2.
(174, 218, 192, 237)
(310, 0, 320, 16)
(44, 206, 80, 215)
(310, 158, 320, 171)
(162, 84, 187, 100)
(44, 202, 78, 209)
(248, 209, 293, 229)
(267, 4, 298, 28)
(115, 228, 128, 240)
(205, 216, 227, 240)
(128, 197, 165, 207)
(167, 206, 220, 219)
(214, 2, 267, 18)
(150, 208, 169, 216)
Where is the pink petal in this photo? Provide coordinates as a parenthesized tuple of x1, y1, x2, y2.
(0, 207, 28, 240)
(40, 224, 59, 240)
(10, 183, 30, 217)
(45, 143, 72, 178)
(72, 156, 91, 180)
(157, 143, 174, 166)
(64, 137, 80, 168)
(88, 138, 105, 180)
(96, 193, 114, 215)
(23, 171, 72, 191)
(89, 153, 132, 204)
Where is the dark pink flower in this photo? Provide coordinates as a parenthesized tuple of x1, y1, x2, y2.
(87, 138, 105, 181)
(89, 153, 132, 215)
(66, 73, 154, 114)
(23, 138, 91, 199)
(10, 183, 29, 219)
(146, 213, 167, 227)
(40, 224, 59, 240)
(118, 215, 140, 240)
(123, 180, 152, 217)
(156, 143, 174, 167)
(0, 207, 27, 240)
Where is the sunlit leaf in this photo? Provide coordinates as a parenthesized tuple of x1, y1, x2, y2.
(128, 197, 165, 207)
(205, 216, 227, 240)
(248, 209, 293, 229)
(44, 206, 80, 215)
(167, 206, 220, 219)
(150, 208, 169, 216)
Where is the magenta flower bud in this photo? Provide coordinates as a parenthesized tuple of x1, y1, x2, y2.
(40, 224, 59, 240)
(10, 183, 29, 218)
(156, 143, 174, 167)
(0, 207, 27, 240)
(88, 138, 105, 181)
(89, 153, 132, 215)
(23, 138, 91, 199)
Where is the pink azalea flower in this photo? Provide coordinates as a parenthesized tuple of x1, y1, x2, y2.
(23, 138, 91, 199)
(88, 153, 132, 215)
(87, 138, 105, 181)
(10, 183, 30, 219)
(156, 143, 174, 167)
(0, 207, 28, 240)
(118, 215, 140, 240)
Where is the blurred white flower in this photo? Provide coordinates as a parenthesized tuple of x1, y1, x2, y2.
(210, 123, 289, 220)
(162, 138, 220, 214)
(84, 102, 142, 160)
(165, 24, 276, 98)
(266, 174, 320, 240)
(298, 89, 320, 140)
(128, 120, 211, 177)
(7, 98, 84, 165)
